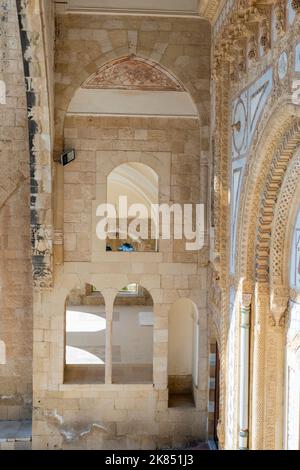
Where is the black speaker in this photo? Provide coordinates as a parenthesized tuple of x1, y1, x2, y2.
(60, 149, 76, 166)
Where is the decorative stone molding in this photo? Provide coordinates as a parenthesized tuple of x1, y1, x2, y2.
(274, 1, 286, 38)
(248, 34, 258, 63)
(259, 20, 270, 55)
(200, 0, 225, 24)
(270, 150, 300, 288)
(291, 0, 300, 13)
(16, 0, 54, 289)
(236, 106, 300, 286)
(211, 0, 299, 87)
(255, 120, 300, 283)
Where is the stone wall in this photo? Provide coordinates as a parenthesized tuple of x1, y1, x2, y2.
(63, 115, 201, 262)
(54, 13, 210, 151)
(0, 0, 32, 420)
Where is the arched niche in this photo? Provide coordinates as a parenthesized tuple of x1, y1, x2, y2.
(106, 162, 159, 252)
(168, 298, 199, 407)
(64, 283, 106, 384)
(67, 55, 198, 117)
(112, 283, 154, 384)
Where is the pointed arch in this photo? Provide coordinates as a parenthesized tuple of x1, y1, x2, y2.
(236, 100, 300, 283)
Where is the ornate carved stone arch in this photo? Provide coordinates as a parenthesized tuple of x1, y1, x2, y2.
(236, 99, 300, 285)
(270, 149, 300, 290)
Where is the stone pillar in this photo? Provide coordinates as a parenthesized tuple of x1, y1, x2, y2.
(239, 292, 251, 450)
(263, 289, 289, 449)
(105, 306, 113, 385)
(251, 282, 268, 449)
(53, 163, 64, 265)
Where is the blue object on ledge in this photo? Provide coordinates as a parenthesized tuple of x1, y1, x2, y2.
(118, 243, 135, 252)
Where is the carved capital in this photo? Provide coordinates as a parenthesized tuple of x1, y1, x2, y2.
(53, 229, 63, 246)
(242, 292, 252, 307)
(270, 287, 289, 326)
(240, 279, 253, 307)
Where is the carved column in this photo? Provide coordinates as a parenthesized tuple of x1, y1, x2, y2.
(251, 282, 268, 449)
(239, 291, 252, 450)
(263, 290, 289, 449)
(215, 58, 231, 450)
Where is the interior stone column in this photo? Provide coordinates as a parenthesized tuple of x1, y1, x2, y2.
(239, 291, 252, 450)
(251, 282, 268, 449)
(105, 306, 113, 385)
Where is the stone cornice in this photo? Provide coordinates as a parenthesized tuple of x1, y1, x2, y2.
(199, 0, 226, 23)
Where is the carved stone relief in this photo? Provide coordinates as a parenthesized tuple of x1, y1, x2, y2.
(82, 55, 184, 92)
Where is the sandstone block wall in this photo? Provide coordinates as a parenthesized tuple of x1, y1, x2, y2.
(0, 0, 33, 421)
(63, 115, 202, 262)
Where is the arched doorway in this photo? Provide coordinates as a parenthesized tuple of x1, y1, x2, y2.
(168, 298, 199, 407)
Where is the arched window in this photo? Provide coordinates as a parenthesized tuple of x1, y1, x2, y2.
(168, 298, 199, 407)
(106, 163, 159, 252)
(112, 284, 154, 384)
(64, 284, 106, 384)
